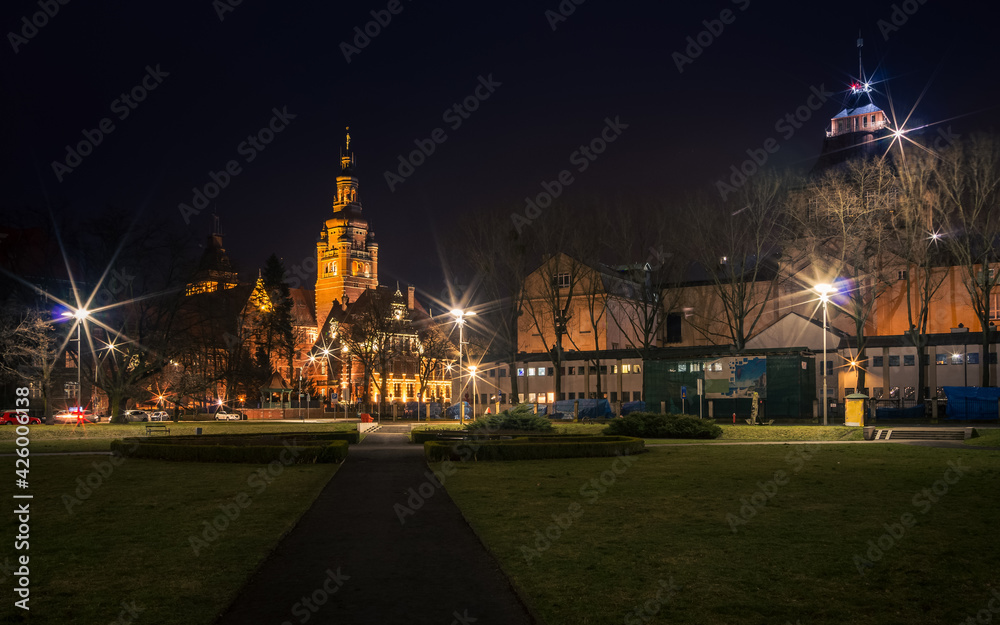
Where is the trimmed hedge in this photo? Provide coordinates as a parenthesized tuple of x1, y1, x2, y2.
(111, 437, 348, 464)
(466, 406, 554, 433)
(604, 412, 722, 439)
(150, 431, 360, 445)
(424, 435, 644, 462)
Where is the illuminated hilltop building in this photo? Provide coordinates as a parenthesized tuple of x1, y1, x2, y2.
(314, 128, 379, 326)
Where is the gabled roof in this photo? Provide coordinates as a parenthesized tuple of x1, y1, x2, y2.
(832, 102, 883, 119)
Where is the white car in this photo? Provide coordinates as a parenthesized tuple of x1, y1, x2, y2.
(122, 410, 149, 422)
(149, 411, 170, 421)
(214, 412, 243, 421)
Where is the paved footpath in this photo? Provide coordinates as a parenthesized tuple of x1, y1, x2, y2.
(215, 426, 534, 625)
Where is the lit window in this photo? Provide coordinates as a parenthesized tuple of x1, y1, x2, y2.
(517, 368, 525, 377)
(547, 393, 555, 403)
(528, 368, 536, 376)
(621, 364, 631, 374)
(528, 393, 536, 403)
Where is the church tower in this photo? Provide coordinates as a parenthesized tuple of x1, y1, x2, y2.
(812, 34, 893, 172)
(315, 128, 379, 325)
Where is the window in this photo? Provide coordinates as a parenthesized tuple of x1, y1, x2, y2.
(528, 393, 536, 403)
(873, 356, 884, 367)
(903, 386, 915, 399)
(600, 365, 607, 374)
(633, 391, 643, 401)
(951, 352, 963, 364)
(528, 368, 536, 376)
(845, 388, 855, 395)
(488, 369, 496, 378)
(968, 353, 980, 364)
(611, 392, 618, 402)
(612, 365, 618, 374)
(621, 364, 632, 374)
(902, 355, 914, 366)
(578, 366, 587, 375)
(935, 354, 947, 365)
(547, 393, 555, 403)
(824, 361, 833, 375)
(666, 313, 683, 343)
(889, 386, 900, 398)
(897, 270, 907, 281)
(710, 363, 722, 372)
(678, 363, 688, 372)
(568, 392, 575, 400)
(517, 368, 525, 377)
(536, 368, 545, 377)
(889, 355, 900, 367)
(873, 387, 883, 399)
(634, 365, 642, 374)
(499, 369, 507, 377)
(991, 292, 1000, 320)
(552, 273, 570, 288)
(991, 353, 998, 365)
(690, 362, 701, 372)
(558, 393, 566, 401)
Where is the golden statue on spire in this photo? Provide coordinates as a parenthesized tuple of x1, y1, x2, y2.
(345, 126, 350, 152)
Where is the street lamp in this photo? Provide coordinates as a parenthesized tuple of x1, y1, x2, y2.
(469, 365, 478, 421)
(815, 283, 834, 426)
(61, 307, 90, 418)
(450, 308, 476, 426)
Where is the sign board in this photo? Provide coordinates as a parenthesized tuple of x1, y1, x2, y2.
(680, 386, 687, 399)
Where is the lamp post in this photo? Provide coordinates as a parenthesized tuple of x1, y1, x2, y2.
(469, 365, 478, 421)
(61, 308, 90, 417)
(450, 309, 476, 426)
(299, 355, 318, 422)
(815, 284, 834, 426)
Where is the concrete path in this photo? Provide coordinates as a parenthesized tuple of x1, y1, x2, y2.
(214, 426, 534, 625)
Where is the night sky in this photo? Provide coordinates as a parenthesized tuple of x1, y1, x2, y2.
(3, 0, 997, 301)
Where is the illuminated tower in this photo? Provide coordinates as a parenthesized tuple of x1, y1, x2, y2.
(315, 128, 379, 325)
(813, 34, 892, 171)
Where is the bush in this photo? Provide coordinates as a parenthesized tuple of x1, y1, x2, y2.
(466, 405, 554, 433)
(604, 413, 722, 439)
(111, 438, 349, 463)
(424, 435, 644, 462)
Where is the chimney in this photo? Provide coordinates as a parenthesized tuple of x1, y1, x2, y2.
(407, 286, 415, 310)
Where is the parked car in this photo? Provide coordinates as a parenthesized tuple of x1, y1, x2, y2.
(0, 411, 42, 425)
(214, 412, 244, 421)
(149, 411, 170, 422)
(121, 410, 149, 422)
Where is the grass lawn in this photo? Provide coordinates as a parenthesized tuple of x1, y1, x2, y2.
(437, 444, 1000, 625)
(0, 456, 338, 624)
(0, 421, 359, 454)
(966, 428, 1000, 447)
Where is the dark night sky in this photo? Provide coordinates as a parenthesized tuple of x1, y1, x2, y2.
(3, 0, 998, 302)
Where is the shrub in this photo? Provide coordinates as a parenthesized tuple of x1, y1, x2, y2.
(466, 405, 553, 433)
(424, 435, 644, 462)
(604, 412, 722, 439)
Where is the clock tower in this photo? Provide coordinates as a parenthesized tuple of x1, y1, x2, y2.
(315, 128, 379, 325)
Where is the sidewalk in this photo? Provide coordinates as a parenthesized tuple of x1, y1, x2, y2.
(215, 426, 534, 625)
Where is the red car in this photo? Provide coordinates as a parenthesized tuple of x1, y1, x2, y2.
(0, 411, 42, 425)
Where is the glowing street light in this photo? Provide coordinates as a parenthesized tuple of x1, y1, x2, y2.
(450, 308, 476, 426)
(469, 365, 478, 421)
(815, 283, 835, 426)
(61, 307, 91, 416)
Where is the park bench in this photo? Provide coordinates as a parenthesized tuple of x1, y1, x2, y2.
(145, 424, 170, 436)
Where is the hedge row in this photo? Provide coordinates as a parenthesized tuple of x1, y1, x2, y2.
(605, 413, 722, 439)
(153, 431, 361, 445)
(410, 430, 613, 444)
(424, 436, 644, 462)
(110, 439, 348, 464)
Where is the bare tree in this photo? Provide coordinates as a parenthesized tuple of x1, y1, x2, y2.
(938, 133, 1000, 387)
(683, 175, 787, 351)
(0, 307, 62, 418)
